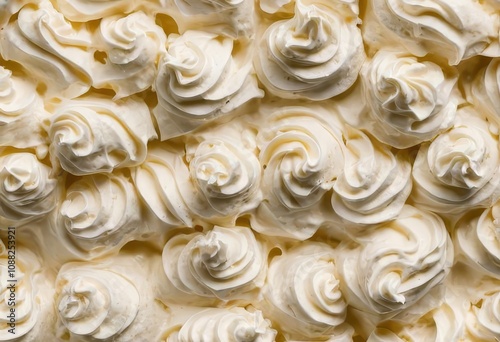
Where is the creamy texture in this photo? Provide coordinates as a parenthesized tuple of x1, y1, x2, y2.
(162, 226, 266, 301)
(166, 307, 277, 341)
(92, 11, 166, 99)
(0, 152, 57, 224)
(0, 1, 94, 98)
(264, 242, 353, 341)
(183, 122, 261, 225)
(338, 205, 453, 316)
(132, 142, 193, 228)
(412, 108, 500, 214)
(255, 0, 365, 100)
(154, 30, 263, 140)
(366, 0, 499, 65)
(250, 105, 344, 240)
(455, 203, 500, 277)
(59, 173, 141, 257)
(0, 66, 49, 153)
(55, 266, 140, 340)
(48, 95, 157, 175)
(331, 126, 412, 225)
(472, 58, 500, 129)
(355, 50, 458, 148)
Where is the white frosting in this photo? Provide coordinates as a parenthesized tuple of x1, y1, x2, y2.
(183, 124, 261, 225)
(472, 58, 500, 129)
(264, 242, 353, 341)
(59, 173, 141, 257)
(56, 266, 140, 340)
(55, 0, 137, 22)
(0, 66, 49, 152)
(465, 291, 500, 341)
(250, 105, 344, 240)
(355, 50, 458, 148)
(367, 0, 499, 65)
(48, 95, 157, 176)
(0, 1, 94, 98)
(338, 205, 453, 316)
(455, 203, 500, 277)
(331, 126, 412, 225)
(0, 240, 41, 340)
(0, 152, 57, 224)
(132, 142, 193, 228)
(92, 11, 167, 98)
(166, 307, 277, 341)
(412, 108, 500, 214)
(162, 0, 255, 38)
(153, 30, 263, 140)
(162, 226, 266, 301)
(255, 0, 365, 100)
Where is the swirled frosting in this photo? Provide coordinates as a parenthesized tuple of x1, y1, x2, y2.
(92, 11, 166, 98)
(357, 50, 458, 148)
(132, 143, 192, 228)
(250, 106, 344, 240)
(338, 205, 453, 316)
(264, 242, 353, 341)
(162, 226, 266, 300)
(55, 0, 137, 22)
(56, 266, 140, 340)
(472, 58, 500, 129)
(48, 95, 157, 176)
(331, 127, 412, 225)
(0, 152, 57, 223)
(411, 108, 500, 214)
(0, 0, 94, 98)
(255, 0, 364, 100)
(183, 127, 261, 225)
(164, 0, 255, 38)
(369, 0, 499, 65)
(367, 302, 462, 342)
(0, 240, 41, 340)
(465, 291, 500, 341)
(0, 66, 49, 152)
(166, 307, 277, 342)
(455, 202, 500, 277)
(153, 30, 263, 139)
(60, 173, 140, 257)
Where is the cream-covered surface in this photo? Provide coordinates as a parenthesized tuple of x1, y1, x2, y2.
(0, 0, 499, 340)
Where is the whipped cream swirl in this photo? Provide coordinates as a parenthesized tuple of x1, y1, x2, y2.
(412, 109, 500, 214)
(255, 0, 364, 100)
(154, 30, 263, 139)
(338, 205, 453, 315)
(56, 0, 136, 21)
(0, 0, 94, 98)
(360, 50, 457, 148)
(455, 202, 500, 277)
(371, 0, 499, 65)
(162, 226, 266, 300)
(465, 292, 500, 341)
(56, 266, 140, 340)
(472, 58, 500, 128)
(49, 95, 156, 176)
(0, 66, 49, 151)
(60, 173, 140, 256)
(185, 136, 261, 225)
(264, 243, 353, 341)
(0, 240, 40, 339)
(251, 106, 344, 240)
(0, 152, 57, 223)
(132, 143, 192, 228)
(93, 12, 166, 98)
(167, 307, 277, 342)
(331, 127, 412, 225)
